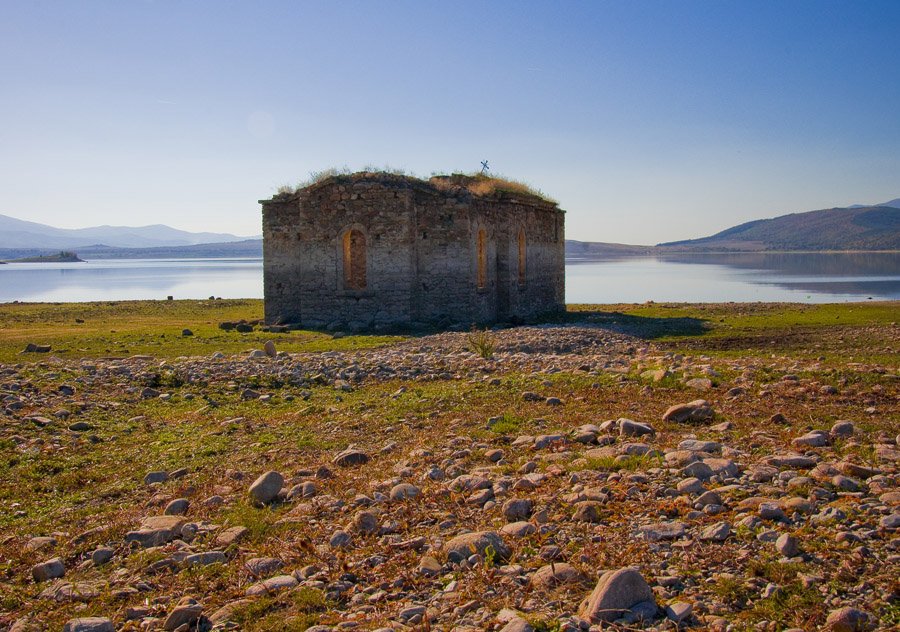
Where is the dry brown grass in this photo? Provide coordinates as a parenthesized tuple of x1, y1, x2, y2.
(430, 172, 557, 203)
(277, 169, 558, 203)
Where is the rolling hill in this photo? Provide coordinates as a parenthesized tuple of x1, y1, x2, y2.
(659, 205, 900, 252)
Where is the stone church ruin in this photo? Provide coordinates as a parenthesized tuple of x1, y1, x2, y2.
(260, 172, 565, 330)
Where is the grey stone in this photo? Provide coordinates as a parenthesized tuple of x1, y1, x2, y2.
(62, 618, 115, 632)
(880, 514, 900, 530)
(759, 502, 785, 521)
(450, 474, 492, 492)
(766, 454, 817, 469)
(332, 448, 369, 467)
(678, 439, 721, 453)
(418, 556, 442, 576)
(700, 521, 731, 542)
(8, 618, 40, 632)
(245, 557, 283, 576)
(184, 551, 227, 566)
(531, 562, 587, 590)
(399, 605, 426, 622)
(389, 483, 422, 501)
(39, 582, 99, 602)
(825, 607, 872, 631)
(125, 515, 184, 548)
(681, 461, 714, 480)
(286, 481, 318, 500)
(832, 475, 860, 492)
(216, 526, 249, 547)
(502, 498, 533, 522)
(666, 601, 692, 624)
(353, 510, 379, 535)
(330, 530, 353, 548)
(91, 547, 114, 566)
(619, 418, 654, 437)
(662, 399, 714, 423)
(776, 533, 799, 557)
(164, 498, 190, 515)
(163, 603, 202, 631)
(685, 377, 712, 390)
(144, 471, 168, 485)
(573, 501, 603, 523)
(639, 521, 687, 541)
(677, 477, 704, 495)
(499, 618, 535, 632)
(31, 557, 65, 582)
(500, 521, 537, 537)
(445, 531, 511, 563)
(244, 574, 298, 596)
(208, 599, 253, 625)
(793, 431, 829, 448)
(25, 536, 57, 551)
(831, 420, 855, 438)
(696, 490, 722, 506)
(624, 600, 658, 624)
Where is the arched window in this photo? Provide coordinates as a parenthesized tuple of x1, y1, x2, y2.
(342, 229, 366, 290)
(477, 229, 486, 289)
(517, 230, 526, 284)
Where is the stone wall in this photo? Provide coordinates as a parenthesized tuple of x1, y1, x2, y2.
(261, 173, 564, 329)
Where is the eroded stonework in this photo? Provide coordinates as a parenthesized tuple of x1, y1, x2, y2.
(260, 172, 565, 330)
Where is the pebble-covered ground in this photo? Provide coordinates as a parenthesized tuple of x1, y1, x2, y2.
(1, 321, 899, 632)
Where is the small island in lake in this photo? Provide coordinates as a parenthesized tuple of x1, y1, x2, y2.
(3, 250, 84, 263)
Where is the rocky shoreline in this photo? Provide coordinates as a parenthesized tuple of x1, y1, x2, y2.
(2, 324, 899, 632)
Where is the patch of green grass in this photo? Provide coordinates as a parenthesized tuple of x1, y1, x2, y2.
(219, 501, 286, 545)
(742, 583, 825, 630)
(466, 326, 497, 358)
(230, 587, 332, 632)
(566, 301, 900, 363)
(489, 412, 521, 434)
(711, 575, 750, 604)
(0, 299, 405, 363)
(568, 452, 659, 472)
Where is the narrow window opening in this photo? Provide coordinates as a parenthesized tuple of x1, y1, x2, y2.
(477, 229, 486, 289)
(518, 230, 526, 284)
(343, 229, 366, 290)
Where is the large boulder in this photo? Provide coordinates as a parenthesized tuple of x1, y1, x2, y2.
(125, 516, 184, 548)
(578, 567, 657, 623)
(248, 471, 284, 505)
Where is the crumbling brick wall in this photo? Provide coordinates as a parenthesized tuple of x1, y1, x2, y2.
(261, 172, 564, 329)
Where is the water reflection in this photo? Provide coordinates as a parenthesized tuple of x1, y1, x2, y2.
(0, 253, 898, 304)
(566, 252, 900, 303)
(0, 259, 263, 302)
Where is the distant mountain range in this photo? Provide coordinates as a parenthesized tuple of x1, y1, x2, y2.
(658, 201, 900, 252)
(0, 213, 258, 249)
(847, 198, 900, 210)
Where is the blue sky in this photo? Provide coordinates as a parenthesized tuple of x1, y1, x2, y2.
(1, 1, 898, 244)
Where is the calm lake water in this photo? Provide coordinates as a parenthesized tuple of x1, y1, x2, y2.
(0, 253, 899, 304)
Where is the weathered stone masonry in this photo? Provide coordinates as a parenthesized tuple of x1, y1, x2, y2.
(261, 172, 565, 329)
